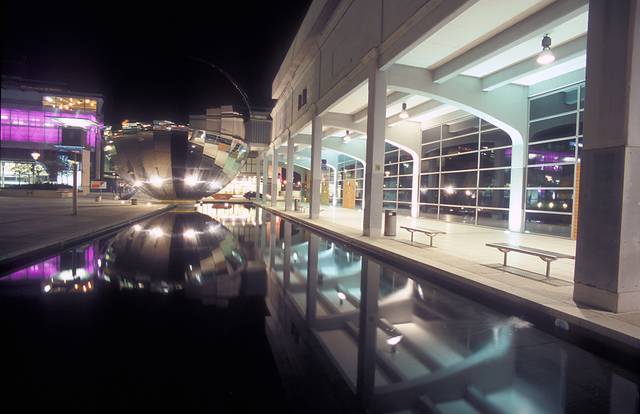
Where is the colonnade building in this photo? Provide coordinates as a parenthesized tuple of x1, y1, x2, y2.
(256, 0, 639, 313)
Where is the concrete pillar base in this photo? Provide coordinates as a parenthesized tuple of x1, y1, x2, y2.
(573, 283, 640, 313)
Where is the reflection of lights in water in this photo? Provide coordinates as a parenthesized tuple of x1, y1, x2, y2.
(150, 227, 164, 238)
(43, 284, 52, 293)
(97, 259, 102, 267)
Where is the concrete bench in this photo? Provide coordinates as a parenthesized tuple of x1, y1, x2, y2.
(400, 226, 446, 247)
(486, 242, 575, 278)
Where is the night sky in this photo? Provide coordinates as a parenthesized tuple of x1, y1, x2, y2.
(1, 1, 312, 126)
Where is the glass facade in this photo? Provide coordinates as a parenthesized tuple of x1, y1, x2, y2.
(419, 116, 512, 228)
(525, 83, 583, 237)
(336, 154, 364, 208)
(42, 96, 98, 113)
(0, 108, 99, 148)
(383, 142, 413, 215)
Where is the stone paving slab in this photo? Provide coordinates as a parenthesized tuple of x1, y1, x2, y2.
(0, 195, 174, 268)
(257, 202, 640, 351)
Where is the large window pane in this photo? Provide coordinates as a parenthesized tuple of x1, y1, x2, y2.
(384, 190, 397, 201)
(383, 202, 397, 210)
(477, 209, 509, 229)
(398, 161, 413, 175)
(398, 176, 412, 189)
(422, 142, 440, 158)
(526, 189, 573, 212)
(440, 189, 477, 206)
(421, 158, 439, 173)
(444, 117, 478, 139)
(441, 171, 477, 188)
(529, 113, 577, 142)
(422, 126, 441, 144)
(384, 164, 398, 177)
(439, 206, 476, 224)
(441, 135, 479, 155)
(480, 147, 512, 168)
(385, 151, 398, 164)
(420, 205, 438, 219)
(480, 129, 511, 148)
(397, 190, 412, 202)
(420, 173, 439, 188)
(525, 212, 572, 237)
(528, 139, 576, 165)
(527, 164, 575, 188)
(478, 189, 510, 208)
(479, 169, 511, 188)
(419, 189, 438, 204)
(399, 150, 412, 162)
(441, 152, 478, 171)
(530, 87, 578, 120)
(384, 177, 397, 188)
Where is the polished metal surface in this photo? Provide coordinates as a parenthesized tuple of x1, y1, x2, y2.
(106, 128, 248, 200)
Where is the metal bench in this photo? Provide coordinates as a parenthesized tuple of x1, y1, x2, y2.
(485, 242, 575, 278)
(400, 226, 446, 247)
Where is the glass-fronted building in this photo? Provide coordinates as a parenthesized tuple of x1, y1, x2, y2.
(0, 77, 104, 188)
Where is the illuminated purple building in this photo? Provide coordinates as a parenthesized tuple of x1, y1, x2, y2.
(0, 76, 104, 189)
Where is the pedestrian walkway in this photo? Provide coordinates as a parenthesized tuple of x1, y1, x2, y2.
(258, 200, 640, 350)
(0, 195, 171, 267)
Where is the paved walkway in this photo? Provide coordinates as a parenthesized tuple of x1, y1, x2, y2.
(259, 201, 640, 350)
(0, 195, 172, 266)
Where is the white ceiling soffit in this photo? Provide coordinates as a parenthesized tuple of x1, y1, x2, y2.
(395, 0, 553, 69)
(386, 95, 430, 117)
(410, 104, 460, 123)
(328, 83, 369, 114)
(463, 11, 588, 78)
(513, 54, 586, 85)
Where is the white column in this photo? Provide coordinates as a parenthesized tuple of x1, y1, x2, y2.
(573, 0, 640, 312)
(411, 153, 420, 218)
(283, 221, 292, 290)
(285, 133, 295, 211)
(363, 66, 387, 237)
(356, 257, 380, 405)
(306, 233, 319, 324)
(271, 147, 278, 207)
(262, 153, 269, 203)
(309, 116, 323, 219)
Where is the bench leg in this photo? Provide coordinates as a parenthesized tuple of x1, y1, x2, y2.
(410, 232, 414, 245)
(429, 235, 434, 247)
(546, 261, 551, 278)
(503, 251, 508, 267)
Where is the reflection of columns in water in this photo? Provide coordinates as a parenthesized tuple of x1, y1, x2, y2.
(306, 233, 319, 323)
(356, 257, 381, 405)
(283, 221, 292, 290)
(269, 214, 277, 270)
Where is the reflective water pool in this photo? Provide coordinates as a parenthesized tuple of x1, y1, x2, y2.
(1, 204, 638, 413)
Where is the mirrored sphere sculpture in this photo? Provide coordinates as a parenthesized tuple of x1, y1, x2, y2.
(106, 128, 249, 200)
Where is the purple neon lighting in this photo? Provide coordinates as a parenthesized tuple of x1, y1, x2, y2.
(2, 243, 98, 281)
(0, 107, 102, 148)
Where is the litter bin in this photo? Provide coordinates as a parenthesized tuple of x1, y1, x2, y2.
(384, 209, 397, 236)
(130, 198, 138, 205)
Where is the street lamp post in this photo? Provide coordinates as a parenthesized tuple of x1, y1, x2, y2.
(31, 152, 40, 184)
(72, 160, 78, 216)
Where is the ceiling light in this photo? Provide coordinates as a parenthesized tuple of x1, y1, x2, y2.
(537, 34, 555, 65)
(399, 103, 409, 119)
